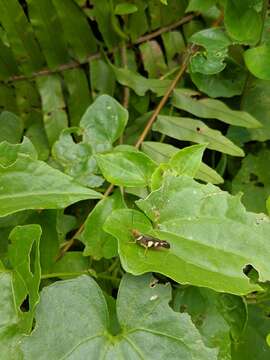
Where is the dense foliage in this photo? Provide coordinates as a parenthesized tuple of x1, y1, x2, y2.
(0, 0, 270, 359)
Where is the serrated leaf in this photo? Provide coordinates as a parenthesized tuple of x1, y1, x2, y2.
(21, 274, 218, 360)
(80, 94, 128, 153)
(244, 45, 270, 80)
(81, 191, 125, 259)
(95, 150, 157, 187)
(154, 115, 244, 156)
(8, 224, 41, 331)
(105, 175, 270, 295)
(173, 89, 261, 128)
(142, 141, 224, 184)
(0, 154, 101, 217)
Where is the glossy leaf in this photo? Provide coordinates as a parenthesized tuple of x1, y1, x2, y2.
(21, 274, 217, 360)
(95, 150, 157, 187)
(0, 154, 101, 217)
(142, 141, 224, 184)
(8, 224, 41, 331)
(80, 95, 128, 153)
(173, 89, 261, 128)
(154, 115, 244, 156)
(244, 45, 270, 80)
(81, 191, 125, 259)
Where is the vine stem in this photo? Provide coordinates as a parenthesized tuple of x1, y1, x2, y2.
(56, 46, 194, 260)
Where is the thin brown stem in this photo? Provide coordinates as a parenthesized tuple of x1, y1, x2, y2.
(6, 13, 197, 83)
(135, 48, 192, 149)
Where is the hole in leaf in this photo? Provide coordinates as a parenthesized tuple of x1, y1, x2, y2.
(20, 294, 30, 312)
(243, 264, 259, 283)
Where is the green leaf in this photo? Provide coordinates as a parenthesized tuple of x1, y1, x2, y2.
(154, 115, 244, 156)
(27, 0, 69, 68)
(0, 111, 23, 144)
(172, 89, 261, 128)
(232, 149, 270, 212)
(112, 65, 172, 96)
(90, 58, 116, 98)
(81, 191, 125, 259)
(241, 77, 270, 141)
(224, 0, 262, 45)
(52, 128, 104, 188)
(105, 175, 270, 294)
(186, 0, 216, 12)
(232, 304, 270, 359)
(0, 137, 37, 167)
(36, 75, 68, 146)
(244, 45, 270, 80)
(80, 94, 128, 153)
(161, 31, 185, 67)
(114, 3, 138, 15)
(173, 286, 247, 360)
(142, 141, 224, 184)
(191, 60, 247, 98)
(0, 0, 44, 74)
(50, 252, 91, 279)
(52, 0, 97, 61)
(189, 28, 232, 75)
(0, 154, 101, 217)
(169, 143, 207, 177)
(95, 150, 157, 187)
(8, 224, 41, 331)
(21, 274, 218, 359)
(0, 272, 23, 360)
(139, 40, 167, 78)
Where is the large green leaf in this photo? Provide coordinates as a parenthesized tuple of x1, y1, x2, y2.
(232, 304, 270, 360)
(81, 191, 125, 259)
(173, 286, 247, 360)
(95, 150, 157, 187)
(139, 40, 167, 78)
(0, 154, 101, 217)
(0, 272, 23, 360)
(105, 175, 270, 294)
(80, 95, 128, 153)
(154, 115, 244, 156)
(142, 141, 224, 184)
(224, 0, 263, 45)
(8, 224, 41, 331)
(172, 89, 261, 128)
(21, 274, 217, 359)
(244, 45, 270, 80)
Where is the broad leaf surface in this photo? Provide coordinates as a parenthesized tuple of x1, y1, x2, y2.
(21, 274, 218, 360)
(154, 115, 244, 157)
(96, 150, 157, 187)
(244, 45, 270, 80)
(0, 154, 101, 217)
(80, 94, 128, 153)
(105, 175, 270, 294)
